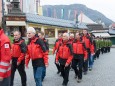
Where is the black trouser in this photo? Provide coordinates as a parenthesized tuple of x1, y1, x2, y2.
(83, 49, 90, 72)
(101, 47, 104, 54)
(108, 47, 110, 52)
(60, 64, 70, 85)
(55, 58, 60, 73)
(107, 47, 110, 52)
(72, 55, 84, 79)
(10, 58, 27, 86)
(95, 49, 100, 59)
(104, 47, 107, 53)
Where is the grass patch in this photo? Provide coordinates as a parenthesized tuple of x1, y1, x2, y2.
(9, 36, 14, 44)
(49, 44, 54, 49)
(49, 50, 53, 55)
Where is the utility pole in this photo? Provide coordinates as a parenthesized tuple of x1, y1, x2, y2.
(2, 0, 6, 32)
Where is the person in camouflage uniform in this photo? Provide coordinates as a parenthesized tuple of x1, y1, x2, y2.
(100, 37, 105, 54)
(95, 36, 101, 59)
(107, 39, 112, 52)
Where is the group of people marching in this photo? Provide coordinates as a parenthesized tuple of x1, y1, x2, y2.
(0, 26, 49, 86)
(53, 30, 112, 86)
(0, 22, 112, 86)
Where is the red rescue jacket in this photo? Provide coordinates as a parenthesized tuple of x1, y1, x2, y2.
(72, 40, 87, 59)
(82, 35, 94, 54)
(25, 37, 48, 66)
(0, 29, 11, 78)
(12, 39, 26, 64)
(52, 38, 62, 54)
(56, 40, 73, 65)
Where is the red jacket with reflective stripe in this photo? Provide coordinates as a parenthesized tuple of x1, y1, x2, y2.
(56, 41, 73, 65)
(12, 39, 26, 63)
(72, 40, 88, 59)
(25, 37, 48, 66)
(0, 29, 11, 78)
(52, 38, 62, 54)
(82, 36, 94, 54)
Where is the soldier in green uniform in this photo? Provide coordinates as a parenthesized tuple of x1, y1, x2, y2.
(100, 37, 104, 54)
(95, 36, 101, 59)
(107, 39, 112, 52)
(104, 38, 108, 53)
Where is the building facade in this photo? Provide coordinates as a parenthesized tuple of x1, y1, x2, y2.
(0, 0, 2, 22)
(22, 0, 37, 14)
(0, 0, 12, 22)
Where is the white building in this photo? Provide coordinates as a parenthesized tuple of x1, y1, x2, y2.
(22, 0, 37, 14)
(3, 0, 11, 14)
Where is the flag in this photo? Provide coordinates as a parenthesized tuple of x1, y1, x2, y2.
(47, 8, 52, 17)
(61, 9, 64, 19)
(53, 8, 57, 18)
(68, 10, 71, 19)
(36, 0, 38, 13)
(80, 11, 83, 23)
(74, 10, 78, 23)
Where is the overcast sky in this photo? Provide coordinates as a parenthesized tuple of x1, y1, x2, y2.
(41, 0, 115, 22)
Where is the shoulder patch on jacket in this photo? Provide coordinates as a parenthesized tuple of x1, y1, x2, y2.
(4, 44, 9, 48)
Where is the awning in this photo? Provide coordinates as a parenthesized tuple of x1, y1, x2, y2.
(93, 32, 110, 37)
(6, 21, 26, 26)
(109, 29, 115, 35)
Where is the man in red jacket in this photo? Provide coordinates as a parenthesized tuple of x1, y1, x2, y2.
(10, 31, 27, 86)
(38, 31, 49, 81)
(0, 23, 11, 86)
(82, 29, 94, 75)
(25, 27, 48, 86)
(72, 32, 87, 83)
(56, 33, 73, 86)
(53, 33, 62, 74)
(69, 33, 74, 44)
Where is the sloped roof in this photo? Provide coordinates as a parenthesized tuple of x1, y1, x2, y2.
(74, 22, 88, 29)
(87, 24, 104, 30)
(26, 13, 88, 30)
(93, 32, 110, 37)
(78, 13, 97, 24)
(111, 23, 115, 28)
(109, 29, 115, 35)
(26, 13, 75, 28)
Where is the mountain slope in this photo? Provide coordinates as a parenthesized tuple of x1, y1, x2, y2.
(42, 4, 113, 25)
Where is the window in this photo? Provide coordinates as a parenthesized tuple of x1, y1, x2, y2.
(58, 30, 67, 34)
(45, 29, 55, 38)
(14, 4, 18, 8)
(35, 28, 41, 33)
(7, 0, 10, 2)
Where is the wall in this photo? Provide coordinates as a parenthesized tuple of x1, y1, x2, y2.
(0, 0, 2, 22)
(22, 0, 37, 14)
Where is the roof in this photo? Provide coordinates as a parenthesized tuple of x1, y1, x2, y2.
(87, 24, 104, 30)
(75, 22, 88, 29)
(26, 13, 74, 28)
(109, 29, 115, 35)
(26, 13, 88, 29)
(92, 32, 110, 38)
(78, 13, 97, 24)
(111, 23, 115, 28)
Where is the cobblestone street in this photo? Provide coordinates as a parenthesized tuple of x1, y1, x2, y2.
(14, 48, 115, 86)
